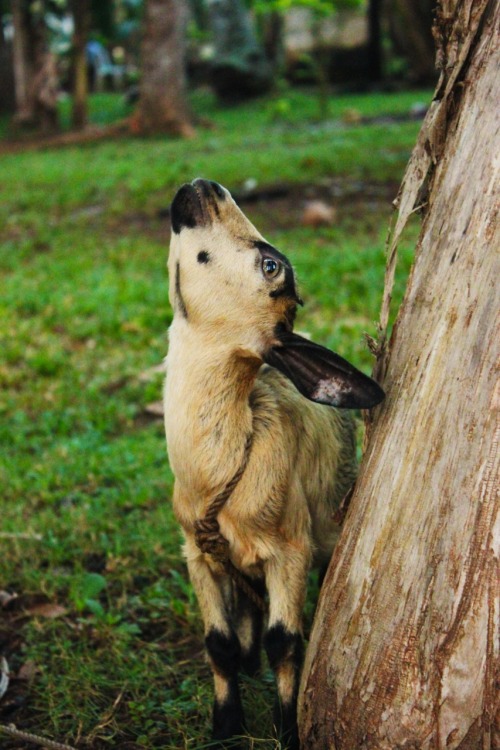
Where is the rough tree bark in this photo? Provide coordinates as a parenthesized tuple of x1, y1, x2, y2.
(133, 0, 193, 137)
(300, 1, 499, 748)
(71, 0, 90, 130)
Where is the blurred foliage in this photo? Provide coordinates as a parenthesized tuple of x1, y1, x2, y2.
(253, 0, 363, 15)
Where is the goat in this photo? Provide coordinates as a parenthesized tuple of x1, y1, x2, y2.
(163, 178, 384, 749)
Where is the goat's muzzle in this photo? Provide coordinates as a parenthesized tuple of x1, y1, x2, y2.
(171, 178, 224, 234)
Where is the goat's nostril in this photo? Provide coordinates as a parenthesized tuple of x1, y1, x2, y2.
(191, 178, 226, 202)
(210, 181, 226, 200)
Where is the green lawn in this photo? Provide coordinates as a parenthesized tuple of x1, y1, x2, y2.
(0, 88, 427, 749)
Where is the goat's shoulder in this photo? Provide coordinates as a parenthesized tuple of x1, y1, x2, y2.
(252, 364, 357, 487)
(253, 364, 351, 439)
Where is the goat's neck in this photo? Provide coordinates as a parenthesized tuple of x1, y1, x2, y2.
(164, 321, 261, 497)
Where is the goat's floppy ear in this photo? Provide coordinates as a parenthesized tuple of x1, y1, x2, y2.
(264, 331, 385, 409)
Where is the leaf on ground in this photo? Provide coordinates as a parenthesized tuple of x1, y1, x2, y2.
(0, 591, 18, 608)
(1, 593, 66, 620)
(16, 661, 38, 682)
(144, 401, 164, 417)
(26, 603, 68, 619)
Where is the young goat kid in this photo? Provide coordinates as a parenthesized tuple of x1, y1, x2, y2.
(163, 179, 384, 749)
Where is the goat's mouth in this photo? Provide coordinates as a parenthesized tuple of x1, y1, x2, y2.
(171, 179, 223, 234)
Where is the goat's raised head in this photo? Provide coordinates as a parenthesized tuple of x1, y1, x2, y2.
(169, 178, 301, 346)
(169, 178, 384, 409)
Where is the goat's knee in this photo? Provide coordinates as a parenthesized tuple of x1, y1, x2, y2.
(205, 628, 245, 744)
(264, 622, 303, 750)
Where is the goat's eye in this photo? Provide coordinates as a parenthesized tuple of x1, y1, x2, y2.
(262, 257, 280, 278)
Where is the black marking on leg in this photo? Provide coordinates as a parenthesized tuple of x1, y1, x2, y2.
(175, 262, 188, 319)
(264, 623, 303, 750)
(264, 623, 303, 671)
(206, 629, 245, 744)
(274, 699, 300, 750)
(212, 675, 245, 745)
(206, 629, 241, 675)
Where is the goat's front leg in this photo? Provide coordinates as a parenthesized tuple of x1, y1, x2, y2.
(264, 544, 310, 750)
(184, 535, 244, 747)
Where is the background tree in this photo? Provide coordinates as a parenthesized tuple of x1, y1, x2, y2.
(206, 0, 272, 102)
(367, 0, 382, 82)
(0, 0, 16, 114)
(299, 0, 499, 747)
(70, 0, 90, 129)
(133, 0, 193, 136)
(11, 0, 59, 131)
(384, 0, 436, 84)
(254, 0, 365, 116)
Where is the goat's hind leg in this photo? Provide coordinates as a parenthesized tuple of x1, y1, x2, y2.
(185, 538, 245, 747)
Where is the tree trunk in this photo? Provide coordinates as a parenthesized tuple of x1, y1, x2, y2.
(385, 0, 436, 84)
(206, 0, 273, 103)
(11, 0, 58, 132)
(71, 0, 90, 130)
(367, 0, 383, 82)
(133, 0, 193, 137)
(0, 17, 16, 114)
(11, 0, 35, 122)
(299, 1, 499, 748)
(262, 11, 284, 73)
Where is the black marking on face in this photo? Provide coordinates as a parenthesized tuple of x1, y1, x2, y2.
(197, 250, 211, 264)
(171, 184, 204, 234)
(175, 262, 188, 319)
(253, 240, 303, 305)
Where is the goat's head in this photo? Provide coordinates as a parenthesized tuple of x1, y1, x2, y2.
(169, 178, 301, 350)
(169, 178, 385, 409)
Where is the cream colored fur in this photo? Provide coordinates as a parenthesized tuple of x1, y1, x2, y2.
(163, 185, 357, 640)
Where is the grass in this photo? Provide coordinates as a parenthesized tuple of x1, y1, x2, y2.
(0, 87, 427, 748)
